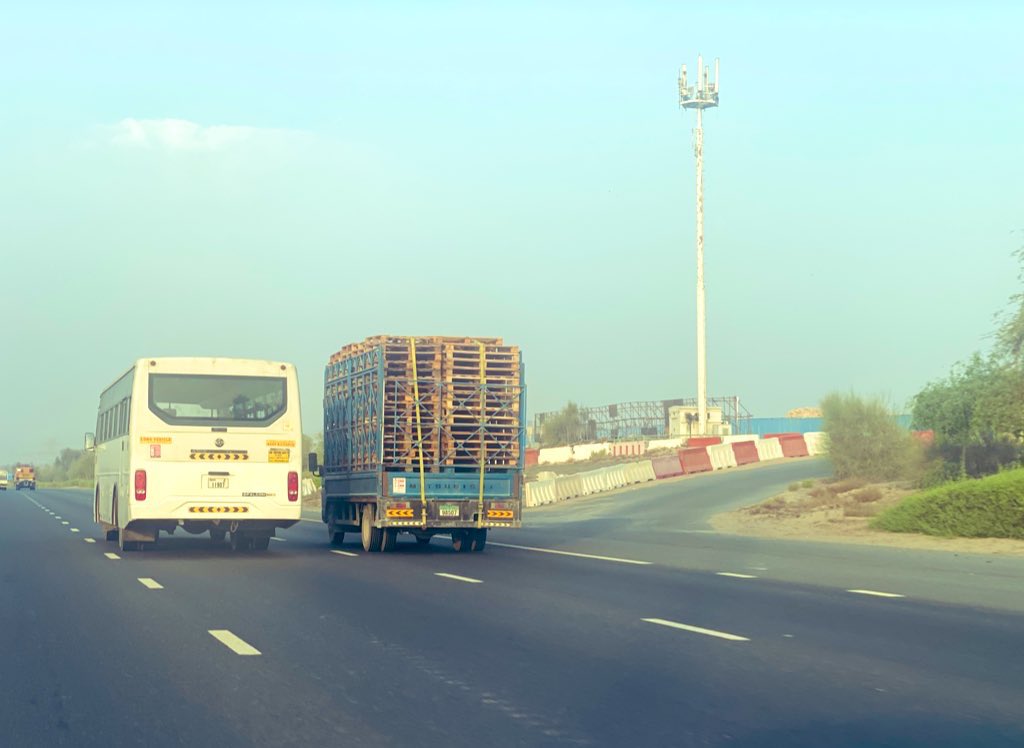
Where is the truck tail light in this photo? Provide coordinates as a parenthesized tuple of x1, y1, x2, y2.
(134, 470, 147, 501)
(288, 471, 298, 502)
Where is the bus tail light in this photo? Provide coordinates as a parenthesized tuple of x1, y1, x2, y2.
(288, 471, 298, 502)
(135, 470, 147, 501)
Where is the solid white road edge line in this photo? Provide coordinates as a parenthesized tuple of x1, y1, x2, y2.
(138, 578, 164, 590)
(330, 550, 358, 557)
(270, 537, 285, 542)
(209, 630, 261, 656)
(435, 572, 484, 584)
(717, 572, 758, 579)
(642, 618, 750, 642)
(488, 542, 652, 566)
(848, 589, 905, 599)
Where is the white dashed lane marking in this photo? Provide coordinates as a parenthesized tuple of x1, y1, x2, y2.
(488, 542, 652, 566)
(848, 589, 905, 599)
(84, 538, 96, 544)
(209, 630, 261, 656)
(330, 550, 358, 557)
(435, 572, 484, 584)
(104, 553, 120, 560)
(717, 572, 758, 579)
(138, 578, 164, 590)
(643, 618, 751, 642)
(270, 537, 285, 542)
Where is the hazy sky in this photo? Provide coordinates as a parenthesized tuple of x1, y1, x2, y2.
(2, 1, 1022, 463)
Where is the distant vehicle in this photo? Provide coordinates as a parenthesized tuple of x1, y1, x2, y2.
(0, 471, 8, 490)
(86, 357, 303, 553)
(313, 335, 525, 552)
(15, 465, 36, 490)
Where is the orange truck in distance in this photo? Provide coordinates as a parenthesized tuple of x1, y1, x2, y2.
(15, 465, 36, 490)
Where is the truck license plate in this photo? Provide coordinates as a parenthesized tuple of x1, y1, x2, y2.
(207, 477, 229, 489)
(438, 504, 460, 518)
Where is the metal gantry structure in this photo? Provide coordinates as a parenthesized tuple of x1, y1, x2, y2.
(534, 396, 751, 443)
(678, 55, 719, 435)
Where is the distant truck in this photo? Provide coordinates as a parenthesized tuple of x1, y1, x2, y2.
(312, 335, 525, 552)
(0, 471, 8, 490)
(15, 465, 36, 490)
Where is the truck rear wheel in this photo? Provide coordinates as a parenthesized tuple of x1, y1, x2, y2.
(361, 505, 383, 552)
(471, 529, 488, 552)
(327, 517, 345, 546)
(381, 528, 398, 552)
(451, 530, 473, 553)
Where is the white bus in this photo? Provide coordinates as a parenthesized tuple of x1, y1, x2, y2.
(87, 357, 303, 552)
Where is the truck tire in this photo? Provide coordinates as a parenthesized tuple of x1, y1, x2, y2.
(380, 528, 398, 552)
(470, 528, 488, 552)
(327, 517, 345, 546)
(451, 530, 473, 553)
(416, 535, 432, 546)
(361, 505, 383, 552)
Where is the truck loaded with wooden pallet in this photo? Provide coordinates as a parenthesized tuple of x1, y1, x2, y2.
(310, 335, 525, 553)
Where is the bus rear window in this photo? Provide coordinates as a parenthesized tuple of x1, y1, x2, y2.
(149, 374, 287, 426)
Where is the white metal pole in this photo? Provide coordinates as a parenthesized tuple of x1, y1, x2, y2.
(695, 106, 707, 436)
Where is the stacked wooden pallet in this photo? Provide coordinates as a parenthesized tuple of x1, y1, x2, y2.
(326, 335, 522, 472)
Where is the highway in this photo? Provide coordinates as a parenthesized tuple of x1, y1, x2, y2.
(4, 460, 1024, 747)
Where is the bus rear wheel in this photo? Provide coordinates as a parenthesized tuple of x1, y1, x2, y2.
(210, 528, 227, 543)
(251, 536, 271, 552)
(229, 532, 252, 552)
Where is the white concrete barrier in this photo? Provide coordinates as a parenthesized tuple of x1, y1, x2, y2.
(572, 442, 611, 461)
(755, 437, 784, 462)
(722, 434, 758, 444)
(301, 478, 318, 497)
(525, 480, 557, 507)
(804, 431, 828, 456)
(707, 443, 738, 470)
(626, 460, 657, 483)
(538, 446, 573, 465)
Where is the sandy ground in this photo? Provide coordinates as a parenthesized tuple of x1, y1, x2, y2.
(711, 477, 1024, 556)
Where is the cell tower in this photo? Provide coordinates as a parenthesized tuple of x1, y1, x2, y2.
(678, 55, 719, 435)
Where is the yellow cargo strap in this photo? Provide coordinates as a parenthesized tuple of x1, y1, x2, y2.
(477, 341, 486, 529)
(409, 337, 428, 528)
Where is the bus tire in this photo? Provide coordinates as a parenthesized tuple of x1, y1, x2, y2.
(361, 505, 383, 552)
(251, 536, 271, 552)
(210, 528, 227, 543)
(470, 528, 488, 552)
(380, 528, 398, 553)
(229, 532, 251, 552)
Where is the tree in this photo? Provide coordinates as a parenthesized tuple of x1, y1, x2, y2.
(540, 402, 586, 447)
(822, 392, 921, 481)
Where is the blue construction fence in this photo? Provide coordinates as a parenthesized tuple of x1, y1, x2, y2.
(738, 415, 912, 438)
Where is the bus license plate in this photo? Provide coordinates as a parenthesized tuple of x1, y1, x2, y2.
(268, 448, 290, 463)
(208, 477, 229, 489)
(438, 504, 460, 518)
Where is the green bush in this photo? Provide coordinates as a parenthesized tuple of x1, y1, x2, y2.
(821, 392, 922, 481)
(871, 468, 1024, 539)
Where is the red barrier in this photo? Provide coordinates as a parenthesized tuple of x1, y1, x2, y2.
(651, 453, 685, 479)
(778, 434, 809, 458)
(764, 432, 801, 440)
(687, 436, 722, 448)
(679, 447, 713, 474)
(912, 430, 935, 445)
(525, 448, 540, 467)
(731, 441, 759, 465)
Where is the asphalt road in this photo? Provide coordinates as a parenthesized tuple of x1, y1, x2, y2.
(3, 463, 1024, 747)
